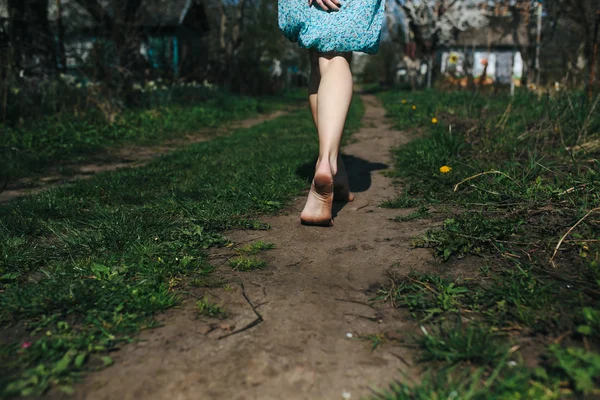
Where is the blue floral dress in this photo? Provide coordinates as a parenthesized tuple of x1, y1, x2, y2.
(278, 0, 385, 55)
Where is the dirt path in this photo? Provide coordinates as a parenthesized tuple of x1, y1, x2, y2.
(54, 95, 434, 400)
(0, 109, 292, 204)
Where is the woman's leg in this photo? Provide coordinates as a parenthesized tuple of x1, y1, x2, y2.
(308, 50, 354, 203)
(301, 51, 355, 226)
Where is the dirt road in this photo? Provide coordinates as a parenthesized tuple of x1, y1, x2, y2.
(54, 95, 433, 400)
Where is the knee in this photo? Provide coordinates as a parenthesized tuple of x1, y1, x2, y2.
(318, 52, 352, 74)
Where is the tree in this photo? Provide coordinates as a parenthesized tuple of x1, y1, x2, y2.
(396, 0, 490, 88)
(75, 0, 145, 75)
(545, 0, 600, 95)
(7, 0, 56, 74)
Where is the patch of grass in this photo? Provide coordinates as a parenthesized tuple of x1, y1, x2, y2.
(377, 88, 600, 397)
(196, 297, 226, 319)
(415, 213, 523, 261)
(0, 97, 365, 397)
(1, 88, 303, 182)
(228, 256, 267, 272)
(360, 333, 389, 351)
(394, 206, 430, 222)
(381, 193, 424, 209)
(547, 345, 600, 395)
(372, 363, 562, 400)
(380, 272, 470, 322)
(418, 322, 508, 366)
(235, 241, 275, 255)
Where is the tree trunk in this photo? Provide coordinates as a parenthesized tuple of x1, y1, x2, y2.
(426, 54, 433, 89)
(8, 0, 56, 74)
(588, 10, 600, 99)
(56, 0, 67, 70)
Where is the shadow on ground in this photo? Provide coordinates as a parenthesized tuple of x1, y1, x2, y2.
(296, 154, 388, 217)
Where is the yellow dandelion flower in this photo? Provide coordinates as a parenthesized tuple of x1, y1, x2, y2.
(402, 99, 407, 104)
(412, 105, 417, 110)
(439, 166, 452, 174)
(432, 117, 439, 124)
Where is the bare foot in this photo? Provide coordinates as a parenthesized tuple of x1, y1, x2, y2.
(301, 162, 334, 227)
(334, 158, 355, 202)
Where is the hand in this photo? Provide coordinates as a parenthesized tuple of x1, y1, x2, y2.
(309, 0, 341, 11)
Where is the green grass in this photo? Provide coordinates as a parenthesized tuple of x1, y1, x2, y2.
(381, 193, 425, 209)
(196, 297, 226, 319)
(235, 241, 276, 255)
(228, 256, 267, 272)
(418, 322, 508, 366)
(394, 206, 430, 222)
(375, 89, 600, 398)
(0, 87, 303, 182)
(0, 97, 365, 397)
(372, 363, 562, 400)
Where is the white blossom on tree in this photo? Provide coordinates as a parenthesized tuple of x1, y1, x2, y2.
(392, 0, 491, 87)
(402, 0, 489, 45)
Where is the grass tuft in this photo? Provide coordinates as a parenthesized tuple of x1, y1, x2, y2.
(196, 297, 227, 319)
(228, 256, 267, 272)
(235, 241, 276, 255)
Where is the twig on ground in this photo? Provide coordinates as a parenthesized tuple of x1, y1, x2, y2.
(389, 352, 412, 367)
(218, 281, 263, 340)
(453, 170, 519, 192)
(550, 207, 600, 267)
(343, 313, 380, 322)
(335, 298, 376, 309)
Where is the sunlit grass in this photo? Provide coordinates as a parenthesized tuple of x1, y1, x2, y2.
(375, 89, 600, 398)
(0, 98, 365, 397)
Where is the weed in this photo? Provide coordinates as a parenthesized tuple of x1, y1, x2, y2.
(381, 194, 424, 209)
(547, 345, 600, 395)
(415, 213, 522, 261)
(381, 272, 470, 322)
(418, 322, 509, 365)
(228, 256, 267, 272)
(360, 333, 388, 351)
(394, 206, 430, 222)
(371, 363, 561, 400)
(235, 241, 275, 255)
(196, 297, 226, 319)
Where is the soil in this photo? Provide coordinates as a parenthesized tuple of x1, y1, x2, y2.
(0, 109, 292, 204)
(47, 95, 440, 400)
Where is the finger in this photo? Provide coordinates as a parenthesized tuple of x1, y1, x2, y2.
(322, 0, 340, 11)
(315, 0, 329, 10)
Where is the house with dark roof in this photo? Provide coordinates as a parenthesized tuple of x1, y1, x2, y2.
(0, 0, 210, 77)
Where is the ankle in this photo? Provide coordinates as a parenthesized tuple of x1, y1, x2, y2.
(316, 156, 338, 176)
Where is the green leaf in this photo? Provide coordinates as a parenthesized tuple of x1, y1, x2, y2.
(577, 325, 593, 336)
(53, 349, 78, 374)
(101, 356, 113, 366)
(60, 385, 75, 395)
(74, 352, 88, 368)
